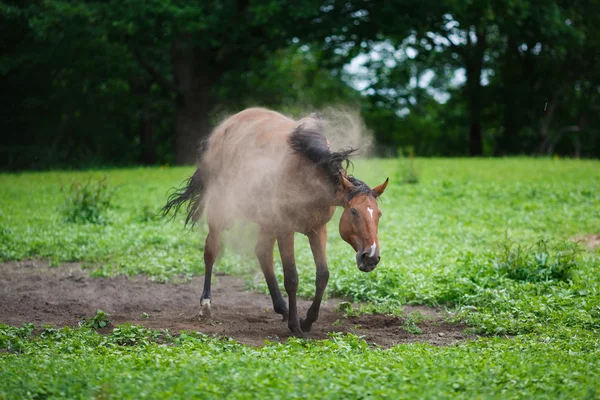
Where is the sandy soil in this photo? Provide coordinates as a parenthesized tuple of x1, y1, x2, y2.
(0, 260, 474, 347)
(572, 234, 600, 250)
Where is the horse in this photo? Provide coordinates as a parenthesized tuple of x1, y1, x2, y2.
(162, 107, 388, 336)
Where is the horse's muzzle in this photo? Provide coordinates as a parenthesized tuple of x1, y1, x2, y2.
(356, 251, 380, 272)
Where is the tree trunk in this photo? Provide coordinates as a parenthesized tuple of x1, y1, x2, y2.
(172, 42, 217, 165)
(466, 62, 483, 156)
(139, 100, 156, 165)
(538, 84, 564, 155)
(464, 26, 486, 157)
(498, 38, 520, 155)
(130, 43, 218, 165)
(128, 76, 157, 165)
(174, 88, 211, 165)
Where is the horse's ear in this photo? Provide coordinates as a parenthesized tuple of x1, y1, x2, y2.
(336, 172, 354, 203)
(339, 173, 354, 191)
(372, 178, 389, 197)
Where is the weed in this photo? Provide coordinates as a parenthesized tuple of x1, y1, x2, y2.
(402, 311, 425, 334)
(60, 176, 115, 224)
(493, 239, 579, 283)
(79, 309, 111, 330)
(135, 204, 158, 223)
(110, 324, 172, 346)
(1, 159, 600, 398)
(0, 323, 34, 352)
(336, 301, 353, 314)
(396, 147, 420, 184)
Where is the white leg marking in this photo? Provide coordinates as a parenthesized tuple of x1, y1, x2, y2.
(369, 242, 377, 257)
(367, 207, 374, 219)
(199, 298, 212, 318)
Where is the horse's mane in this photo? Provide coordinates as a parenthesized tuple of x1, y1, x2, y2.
(288, 118, 375, 200)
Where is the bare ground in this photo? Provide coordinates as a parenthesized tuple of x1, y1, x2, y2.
(572, 234, 600, 250)
(0, 260, 474, 347)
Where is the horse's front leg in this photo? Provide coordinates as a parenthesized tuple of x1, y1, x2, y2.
(277, 231, 303, 336)
(301, 225, 329, 333)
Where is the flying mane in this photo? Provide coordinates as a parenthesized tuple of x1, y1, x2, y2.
(288, 122, 376, 201)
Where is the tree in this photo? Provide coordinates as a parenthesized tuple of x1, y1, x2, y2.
(489, 0, 600, 156)
(315, 0, 495, 156)
(101, 0, 328, 164)
(0, 0, 143, 169)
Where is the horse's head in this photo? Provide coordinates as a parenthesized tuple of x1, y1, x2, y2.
(338, 175, 389, 272)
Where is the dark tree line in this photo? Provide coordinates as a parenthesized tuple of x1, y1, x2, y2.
(1, 0, 598, 169)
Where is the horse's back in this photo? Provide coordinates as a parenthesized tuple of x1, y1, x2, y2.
(205, 108, 294, 164)
(201, 108, 312, 227)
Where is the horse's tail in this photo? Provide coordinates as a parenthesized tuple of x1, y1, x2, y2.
(161, 142, 208, 226)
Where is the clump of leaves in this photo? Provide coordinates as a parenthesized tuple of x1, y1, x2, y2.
(336, 301, 354, 314)
(336, 300, 404, 317)
(493, 239, 579, 283)
(60, 176, 115, 224)
(79, 309, 111, 330)
(111, 324, 173, 346)
(135, 204, 158, 223)
(396, 147, 420, 184)
(402, 311, 425, 334)
(0, 323, 35, 352)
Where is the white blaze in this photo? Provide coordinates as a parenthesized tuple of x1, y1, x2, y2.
(368, 242, 377, 257)
(367, 207, 374, 219)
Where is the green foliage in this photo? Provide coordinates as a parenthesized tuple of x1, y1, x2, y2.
(110, 324, 173, 346)
(0, 323, 35, 353)
(1, 159, 600, 397)
(402, 311, 425, 335)
(79, 309, 111, 330)
(2, 158, 599, 337)
(395, 148, 420, 184)
(336, 300, 405, 318)
(60, 177, 115, 224)
(493, 239, 579, 283)
(3, 0, 600, 168)
(1, 326, 599, 399)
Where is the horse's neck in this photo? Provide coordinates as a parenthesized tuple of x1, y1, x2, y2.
(286, 161, 342, 207)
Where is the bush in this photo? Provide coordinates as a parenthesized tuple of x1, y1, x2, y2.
(60, 176, 115, 224)
(79, 309, 111, 330)
(395, 147, 420, 184)
(493, 239, 579, 283)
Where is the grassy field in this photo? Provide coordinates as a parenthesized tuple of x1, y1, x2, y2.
(1, 158, 600, 398)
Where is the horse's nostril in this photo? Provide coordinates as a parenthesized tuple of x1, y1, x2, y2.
(358, 251, 379, 266)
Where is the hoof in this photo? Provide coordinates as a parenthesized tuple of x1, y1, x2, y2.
(289, 328, 306, 338)
(300, 318, 313, 333)
(288, 323, 305, 338)
(198, 298, 212, 318)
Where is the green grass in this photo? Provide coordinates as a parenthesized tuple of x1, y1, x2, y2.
(1, 158, 599, 398)
(1, 325, 599, 399)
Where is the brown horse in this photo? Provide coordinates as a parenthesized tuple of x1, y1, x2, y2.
(163, 108, 388, 336)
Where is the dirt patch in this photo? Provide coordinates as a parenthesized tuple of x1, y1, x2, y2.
(0, 260, 474, 347)
(572, 234, 600, 250)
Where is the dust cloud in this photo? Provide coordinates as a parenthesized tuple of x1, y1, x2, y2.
(194, 106, 372, 254)
(316, 106, 374, 157)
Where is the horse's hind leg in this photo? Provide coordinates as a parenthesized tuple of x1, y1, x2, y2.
(199, 224, 222, 318)
(277, 231, 303, 336)
(255, 228, 289, 321)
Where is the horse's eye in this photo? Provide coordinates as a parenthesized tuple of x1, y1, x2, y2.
(350, 207, 359, 217)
